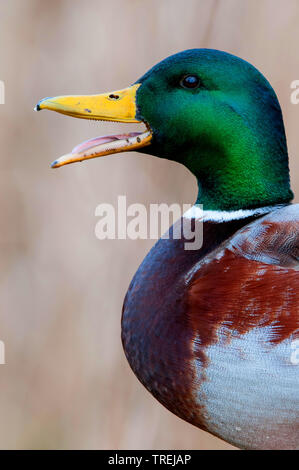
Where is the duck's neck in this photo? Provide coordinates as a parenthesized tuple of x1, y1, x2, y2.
(192, 147, 293, 211)
(184, 113, 294, 211)
(184, 203, 288, 223)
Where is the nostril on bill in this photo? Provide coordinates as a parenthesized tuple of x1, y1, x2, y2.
(108, 94, 120, 100)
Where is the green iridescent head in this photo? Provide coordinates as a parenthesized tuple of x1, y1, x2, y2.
(136, 49, 293, 210)
(37, 49, 293, 211)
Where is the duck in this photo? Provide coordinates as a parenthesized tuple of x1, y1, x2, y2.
(36, 49, 299, 450)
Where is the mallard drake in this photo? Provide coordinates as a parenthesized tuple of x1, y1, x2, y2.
(36, 49, 299, 450)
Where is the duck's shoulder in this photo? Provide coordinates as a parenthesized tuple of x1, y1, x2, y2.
(227, 203, 299, 268)
(187, 205, 299, 345)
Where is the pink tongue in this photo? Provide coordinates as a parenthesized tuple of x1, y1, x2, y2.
(72, 132, 142, 154)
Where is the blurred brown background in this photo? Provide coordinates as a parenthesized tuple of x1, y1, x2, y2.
(0, 0, 298, 450)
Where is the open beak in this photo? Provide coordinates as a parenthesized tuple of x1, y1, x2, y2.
(35, 83, 152, 168)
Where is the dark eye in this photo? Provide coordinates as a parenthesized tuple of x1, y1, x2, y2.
(180, 75, 200, 89)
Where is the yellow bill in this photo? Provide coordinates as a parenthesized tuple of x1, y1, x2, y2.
(35, 83, 152, 168)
